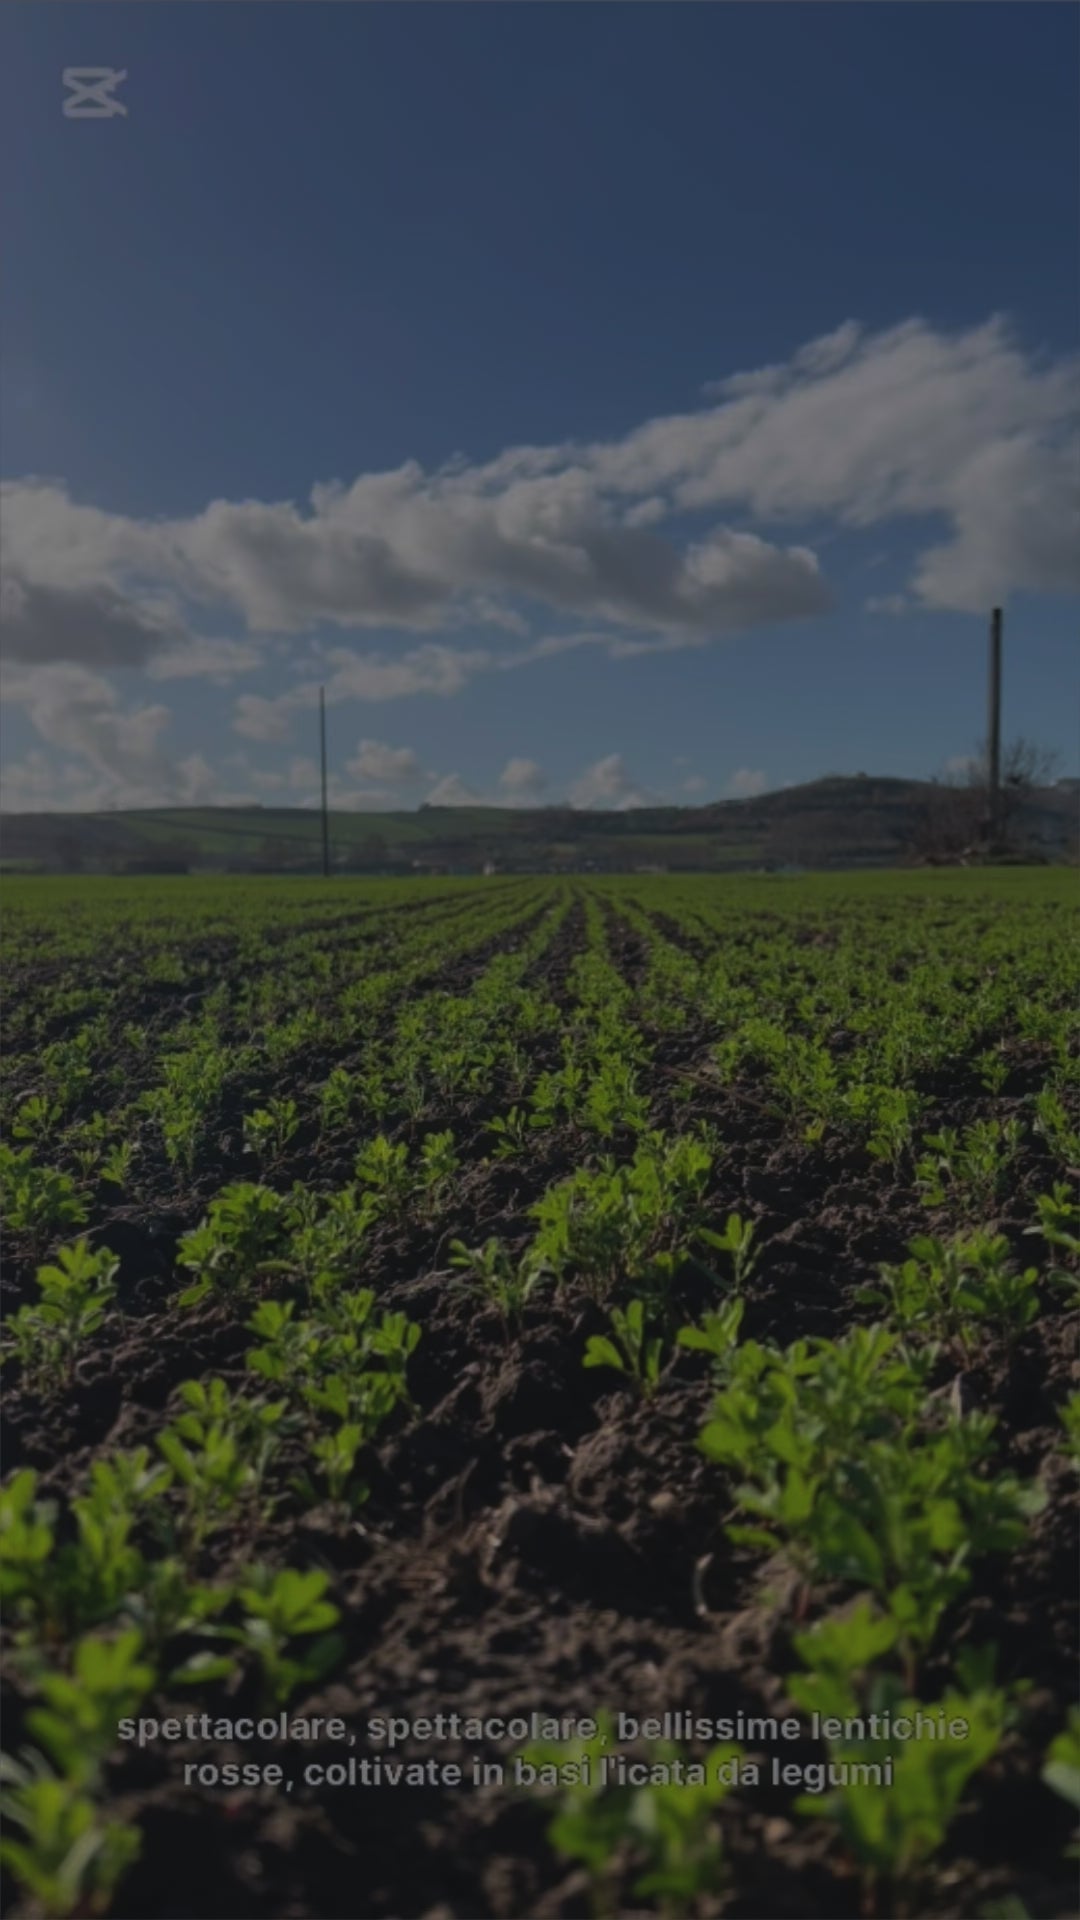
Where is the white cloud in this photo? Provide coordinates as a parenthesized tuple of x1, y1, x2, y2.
(2, 313, 1074, 806)
(323, 644, 492, 702)
(346, 738, 421, 784)
(0, 749, 66, 808)
(146, 637, 264, 682)
(591, 315, 1079, 611)
(498, 757, 548, 802)
(943, 753, 978, 778)
(568, 753, 665, 811)
(425, 773, 486, 807)
(0, 661, 222, 808)
(233, 693, 297, 743)
(724, 767, 769, 798)
(682, 774, 708, 795)
(0, 570, 184, 669)
(5, 314, 1073, 670)
(3, 662, 169, 793)
(6, 313, 1069, 693)
(229, 644, 495, 743)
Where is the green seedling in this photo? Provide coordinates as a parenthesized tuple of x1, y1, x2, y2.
(448, 1237, 541, 1332)
(207, 1565, 344, 1709)
(354, 1133, 412, 1214)
(0, 1754, 142, 1920)
(243, 1096, 300, 1164)
(100, 1138, 136, 1189)
(0, 1455, 177, 1646)
(582, 1060, 651, 1138)
(583, 1298, 665, 1397)
(156, 1378, 286, 1552)
(526, 1132, 713, 1302)
(301, 1422, 366, 1509)
(1043, 1709, 1080, 1809)
(519, 1711, 742, 1920)
(24, 1630, 156, 1791)
(696, 1213, 759, 1288)
(486, 1107, 532, 1158)
(860, 1231, 1040, 1351)
(975, 1048, 1010, 1095)
(0, 1146, 88, 1242)
(318, 1067, 358, 1135)
(915, 1119, 1023, 1213)
(416, 1129, 459, 1209)
(695, 1322, 1043, 1672)
(786, 1611, 1015, 1910)
(861, 1086, 925, 1172)
(2, 1240, 120, 1388)
(12, 1096, 63, 1146)
(175, 1182, 293, 1307)
(1042, 1709, 1080, 1857)
(1033, 1088, 1080, 1169)
(676, 1296, 746, 1364)
(141, 1038, 229, 1174)
(1058, 1393, 1080, 1468)
(1026, 1183, 1080, 1256)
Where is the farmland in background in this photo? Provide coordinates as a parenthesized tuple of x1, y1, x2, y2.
(1, 869, 1077, 1920)
(3, 774, 1077, 874)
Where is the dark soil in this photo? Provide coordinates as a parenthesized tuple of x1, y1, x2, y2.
(1, 899, 1077, 1920)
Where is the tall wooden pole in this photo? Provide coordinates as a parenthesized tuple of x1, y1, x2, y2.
(319, 685, 330, 877)
(987, 608, 1002, 843)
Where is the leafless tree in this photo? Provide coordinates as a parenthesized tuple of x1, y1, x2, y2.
(965, 734, 1063, 840)
(912, 734, 1063, 860)
(965, 734, 1062, 797)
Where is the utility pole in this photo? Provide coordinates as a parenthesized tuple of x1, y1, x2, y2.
(319, 685, 330, 877)
(987, 607, 1002, 846)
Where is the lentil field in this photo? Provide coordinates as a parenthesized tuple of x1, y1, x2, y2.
(1, 871, 1077, 1920)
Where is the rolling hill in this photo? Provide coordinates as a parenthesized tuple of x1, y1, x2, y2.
(1, 776, 1076, 874)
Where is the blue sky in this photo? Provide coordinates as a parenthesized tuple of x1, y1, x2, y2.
(2, 3, 1077, 813)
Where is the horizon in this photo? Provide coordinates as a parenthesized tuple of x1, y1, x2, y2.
(4, 765, 1076, 829)
(2, 5, 1078, 815)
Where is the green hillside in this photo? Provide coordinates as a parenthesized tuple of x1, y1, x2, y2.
(1, 777, 1075, 873)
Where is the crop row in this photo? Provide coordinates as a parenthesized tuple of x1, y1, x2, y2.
(0, 870, 1077, 1919)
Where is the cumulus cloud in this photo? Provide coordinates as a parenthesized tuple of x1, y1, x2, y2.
(4, 315, 1073, 672)
(146, 637, 264, 682)
(0, 661, 211, 808)
(568, 754, 665, 811)
(233, 693, 298, 743)
(614, 316, 1078, 611)
(346, 738, 422, 784)
(425, 772, 486, 806)
(2, 314, 1075, 805)
(5, 316, 1072, 688)
(0, 574, 184, 668)
(228, 643, 495, 744)
(498, 757, 548, 802)
(321, 644, 491, 702)
(724, 767, 769, 798)
(682, 773, 709, 795)
(0, 748, 66, 808)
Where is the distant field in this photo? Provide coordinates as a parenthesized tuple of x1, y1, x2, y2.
(3, 778, 1076, 873)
